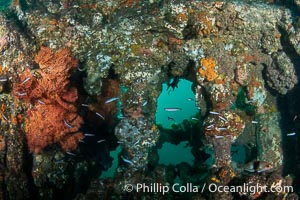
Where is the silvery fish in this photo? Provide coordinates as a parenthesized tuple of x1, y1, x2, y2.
(105, 97, 119, 104)
(84, 133, 95, 137)
(96, 112, 105, 120)
(64, 119, 73, 128)
(164, 108, 182, 112)
(121, 156, 134, 165)
(287, 132, 296, 136)
(21, 77, 31, 84)
(293, 115, 297, 121)
(66, 152, 76, 156)
(215, 135, 224, 139)
(37, 99, 45, 105)
(218, 116, 227, 122)
(206, 124, 215, 129)
(209, 111, 220, 115)
(142, 100, 148, 106)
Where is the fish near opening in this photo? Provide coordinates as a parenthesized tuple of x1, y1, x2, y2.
(153, 77, 212, 180)
(155, 78, 200, 130)
(77, 77, 122, 173)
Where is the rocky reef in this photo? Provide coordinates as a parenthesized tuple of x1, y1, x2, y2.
(0, 0, 299, 199)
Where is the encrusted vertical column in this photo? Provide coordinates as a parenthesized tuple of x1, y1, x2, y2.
(203, 110, 245, 169)
(115, 116, 159, 173)
(256, 112, 283, 170)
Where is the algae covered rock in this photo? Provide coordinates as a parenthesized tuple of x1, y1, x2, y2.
(266, 51, 297, 95)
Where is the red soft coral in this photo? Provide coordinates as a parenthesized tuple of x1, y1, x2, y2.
(14, 47, 83, 153)
(26, 104, 83, 153)
(34, 47, 78, 98)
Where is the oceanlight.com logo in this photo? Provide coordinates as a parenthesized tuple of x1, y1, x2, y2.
(123, 182, 294, 195)
(208, 183, 293, 195)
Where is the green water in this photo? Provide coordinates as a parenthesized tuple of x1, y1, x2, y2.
(0, 0, 11, 12)
(158, 141, 194, 165)
(100, 146, 122, 179)
(231, 145, 246, 164)
(155, 79, 199, 129)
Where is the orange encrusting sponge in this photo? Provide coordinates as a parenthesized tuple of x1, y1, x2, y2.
(198, 57, 218, 82)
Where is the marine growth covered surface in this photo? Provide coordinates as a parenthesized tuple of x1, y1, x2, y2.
(0, 0, 300, 199)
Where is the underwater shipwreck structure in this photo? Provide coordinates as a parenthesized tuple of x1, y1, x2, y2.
(0, 0, 300, 199)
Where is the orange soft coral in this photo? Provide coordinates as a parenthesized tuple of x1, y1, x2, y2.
(198, 57, 218, 82)
(13, 68, 40, 102)
(26, 104, 83, 153)
(14, 47, 83, 153)
(34, 47, 78, 101)
(13, 47, 78, 105)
